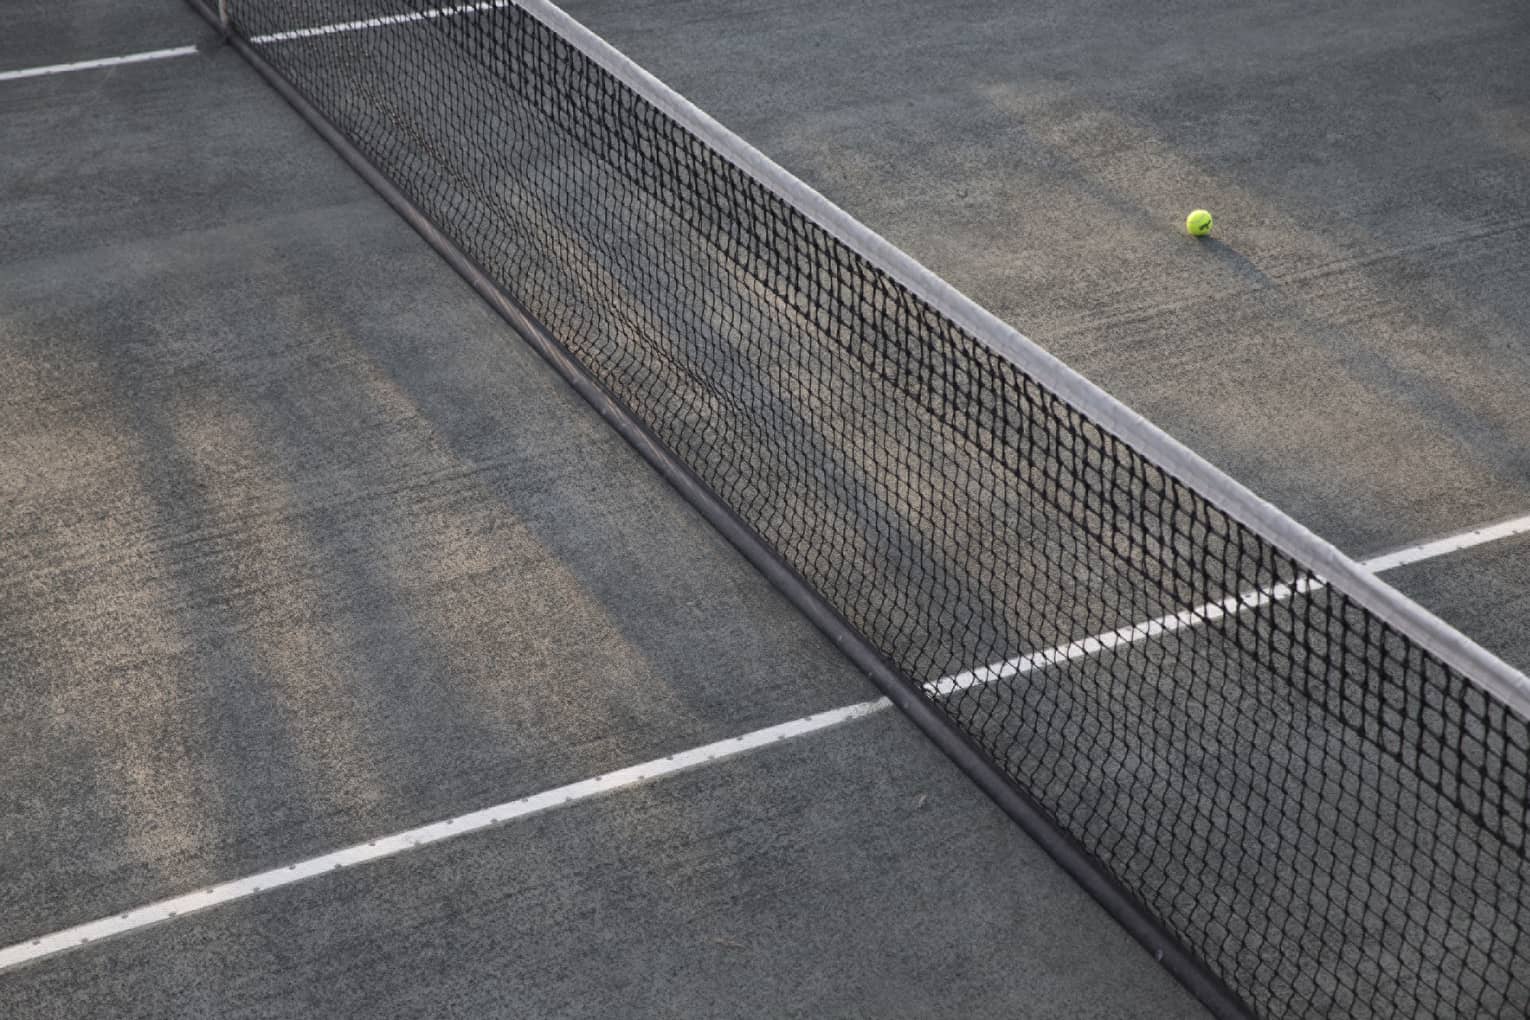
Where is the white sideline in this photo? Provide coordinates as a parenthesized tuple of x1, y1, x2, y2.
(928, 578, 1323, 697)
(0, 3, 514, 83)
(0, 46, 198, 82)
(928, 513, 1530, 698)
(1360, 514, 1530, 574)
(248, 1, 514, 43)
(0, 699, 891, 975)
(1, 515, 1523, 975)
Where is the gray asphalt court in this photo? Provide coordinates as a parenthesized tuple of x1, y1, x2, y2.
(3, 1, 1528, 1017)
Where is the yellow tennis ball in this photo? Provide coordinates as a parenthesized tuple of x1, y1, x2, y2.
(1186, 209, 1213, 236)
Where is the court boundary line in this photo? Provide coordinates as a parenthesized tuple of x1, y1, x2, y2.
(0, 47, 199, 82)
(932, 513, 1530, 697)
(0, 700, 891, 975)
(1361, 514, 1530, 573)
(2, 512, 1524, 976)
(0, 2, 514, 83)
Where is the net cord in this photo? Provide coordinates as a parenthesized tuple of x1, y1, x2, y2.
(185, 1, 1260, 1013)
(209, 0, 1530, 721)
(509, 0, 1530, 722)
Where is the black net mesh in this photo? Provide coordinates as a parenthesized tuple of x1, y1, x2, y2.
(223, 2, 1530, 1016)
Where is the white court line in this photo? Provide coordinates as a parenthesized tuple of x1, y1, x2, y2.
(2, 0, 1524, 982)
(248, 1, 513, 43)
(2, 516, 1522, 974)
(0, 698, 889, 974)
(928, 579, 1323, 697)
(0, 2, 507, 84)
(1360, 514, 1530, 574)
(0, 46, 199, 83)
(928, 513, 1530, 697)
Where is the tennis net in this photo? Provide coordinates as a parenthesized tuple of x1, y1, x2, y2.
(203, 1, 1530, 1016)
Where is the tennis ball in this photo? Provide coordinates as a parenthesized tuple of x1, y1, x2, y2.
(1186, 209, 1213, 236)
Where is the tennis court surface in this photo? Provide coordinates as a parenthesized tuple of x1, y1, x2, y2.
(3, 1, 1530, 1017)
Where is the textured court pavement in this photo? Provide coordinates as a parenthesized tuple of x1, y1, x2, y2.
(3, 0, 1528, 1017)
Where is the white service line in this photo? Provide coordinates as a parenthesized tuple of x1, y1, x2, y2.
(0, 698, 890, 975)
(3, 516, 1520, 974)
(1360, 513, 1530, 574)
(929, 579, 1322, 697)
(248, 0, 513, 43)
(928, 513, 1530, 698)
(0, 46, 199, 83)
(0, 1, 506, 84)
